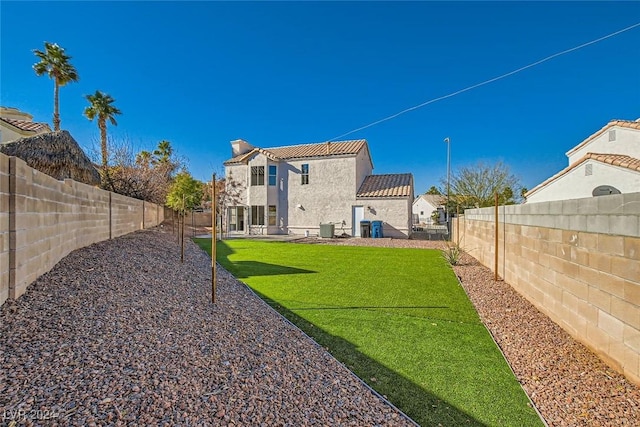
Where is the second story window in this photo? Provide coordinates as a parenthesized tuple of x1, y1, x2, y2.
(251, 166, 264, 186)
(268, 165, 277, 186)
(301, 164, 309, 185)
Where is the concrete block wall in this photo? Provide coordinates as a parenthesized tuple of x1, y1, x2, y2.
(452, 192, 640, 385)
(163, 211, 214, 228)
(0, 153, 165, 305)
(111, 192, 144, 239)
(144, 201, 162, 229)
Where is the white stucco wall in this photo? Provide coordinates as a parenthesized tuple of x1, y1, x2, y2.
(412, 198, 439, 224)
(230, 139, 254, 157)
(225, 164, 248, 205)
(567, 126, 640, 164)
(246, 154, 268, 209)
(286, 156, 359, 234)
(360, 198, 412, 238)
(526, 160, 640, 203)
(355, 145, 373, 191)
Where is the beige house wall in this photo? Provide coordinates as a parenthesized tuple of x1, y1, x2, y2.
(0, 124, 28, 144)
(0, 153, 164, 305)
(452, 192, 640, 385)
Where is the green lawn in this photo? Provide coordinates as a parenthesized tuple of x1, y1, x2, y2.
(195, 238, 542, 427)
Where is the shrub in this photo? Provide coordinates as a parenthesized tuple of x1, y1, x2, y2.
(442, 241, 463, 265)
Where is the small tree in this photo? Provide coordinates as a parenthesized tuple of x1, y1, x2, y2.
(166, 171, 204, 214)
(87, 137, 181, 204)
(216, 172, 243, 239)
(166, 171, 204, 262)
(426, 186, 441, 195)
(442, 161, 523, 209)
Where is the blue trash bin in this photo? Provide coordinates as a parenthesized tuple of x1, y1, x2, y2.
(371, 220, 384, 238)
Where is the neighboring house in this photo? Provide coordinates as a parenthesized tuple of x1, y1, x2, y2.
(526, 119, 640, 203)
(223, 139, 414, 238)
(412, 194, 445, 224)
(0, 106, 51, 143)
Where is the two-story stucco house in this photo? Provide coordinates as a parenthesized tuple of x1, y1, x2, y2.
(223, 139, 414, 238)
(526, 119, 640, 203)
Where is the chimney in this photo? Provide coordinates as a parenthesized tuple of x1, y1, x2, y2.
(325, 141, 331, 155)
(230, 139, 254, 157)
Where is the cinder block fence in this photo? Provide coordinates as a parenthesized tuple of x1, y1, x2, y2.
(452, 193, 640, 385)
(0, 153, 164, 305)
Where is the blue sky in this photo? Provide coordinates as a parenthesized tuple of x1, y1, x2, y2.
(2, 1, 639, 193)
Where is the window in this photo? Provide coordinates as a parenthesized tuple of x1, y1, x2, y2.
(301, 164, 309, 185)
(268, 165, 277, 186)
(585, 164, 593, 176)
(608, 129, 616, 142)
(251, 205, 265, 225)
(268, 205, 277, 226)
(420, 211, 424, 216)
(228, 206, 244, 231)
(251, 166, 264, 186)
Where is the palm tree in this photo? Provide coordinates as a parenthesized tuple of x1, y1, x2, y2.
(153, 140, 173, 165)
(33, 42, 79, 131)
(84, 90, 122, 170)
(136, 150, 153, 169)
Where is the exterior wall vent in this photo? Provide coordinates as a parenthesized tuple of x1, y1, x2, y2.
(592, 185, 621, 196)
(585, 164, 593, 176)
(608, 129, 616, 142)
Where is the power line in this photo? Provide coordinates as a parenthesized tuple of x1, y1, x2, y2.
(326, 22, 640, 142)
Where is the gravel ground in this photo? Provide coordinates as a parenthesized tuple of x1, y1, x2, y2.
(300, 236, 640, 426)
(0, 230, 413, 427)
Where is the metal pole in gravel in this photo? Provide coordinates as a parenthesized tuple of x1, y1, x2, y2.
(181, 193, 185, 263)
(494, 192, 499, 281)
(212, 173, 217, 304)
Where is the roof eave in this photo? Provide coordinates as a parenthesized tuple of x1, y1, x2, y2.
(0, 119, 37, 135)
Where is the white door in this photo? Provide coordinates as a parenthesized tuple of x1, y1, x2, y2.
(353, 206, 364, 237)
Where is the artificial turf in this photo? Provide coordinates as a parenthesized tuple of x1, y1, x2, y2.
(194, 238, 543, 426)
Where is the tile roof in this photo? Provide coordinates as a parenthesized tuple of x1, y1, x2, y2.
(526, 152, 640, 197)
(357, 173, 413, 198)
(416, 194, 446, 206)
(585, 153, 640, 171)
(224, 140, 367, 164)
(566, 119, 640, 157)
(267, 140, 367, 159)
(0, 117, 51, 133)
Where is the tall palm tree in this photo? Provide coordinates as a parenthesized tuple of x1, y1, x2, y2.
(33, 42, 79, 131)
(83, 91, 122, 172)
